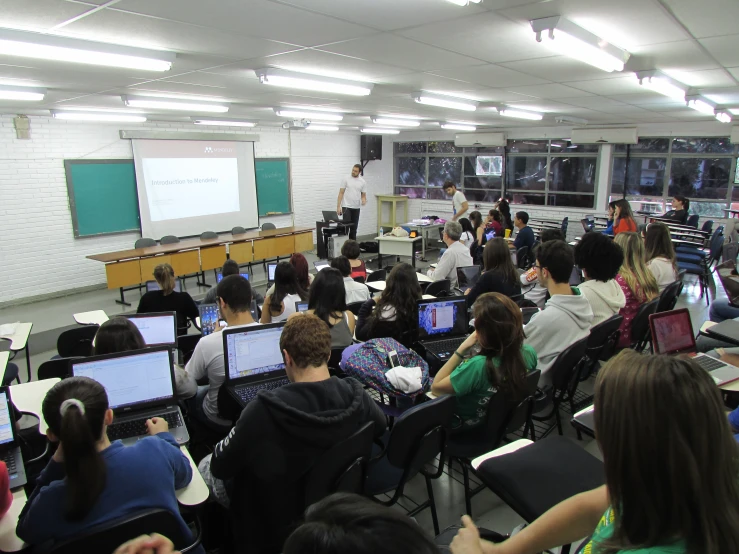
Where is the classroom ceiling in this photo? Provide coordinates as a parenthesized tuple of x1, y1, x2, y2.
(0, 0, 739, 130)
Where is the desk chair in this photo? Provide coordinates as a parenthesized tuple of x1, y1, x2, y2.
(582, 315, 622, 381)
(365, 395, 455, 535)
(367, 269, 387, 282)
(37, 357, 78, 381)
(629, 298, 659, 352)
(56, 325, 98, 358)
(347, 301, 364, 316)
(328, 347, 345, 377)
(231, 226, 246, 235)
(425, 279, 450, 298)
(177, 334, 201, 366)
(135, 237, 157, 249)
(560, 216, 569, 236)
(677, 227, 724, 304)
(42, 508, 202, 554)
(686, 214, 699, 228)
(656, 280, 682, 313)
(516, 246, 530, 270)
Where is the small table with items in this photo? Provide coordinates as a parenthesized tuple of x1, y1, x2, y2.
(375, 235, 423, 268)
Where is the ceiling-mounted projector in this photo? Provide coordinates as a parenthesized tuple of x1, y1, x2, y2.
(282, 119, 309, 129)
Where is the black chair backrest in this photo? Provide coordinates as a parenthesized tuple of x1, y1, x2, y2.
(160, 235, 180, 245)
(232, 226, 246, 235)
(56, 325, 98, 358)
(630, 298, 659, 348)
(200, 231, 218, 240)
(580, 219, 594, 233)
(585, 314, 623, 370)
(135, 238, 156, 249)
(549, 336, 589, 393)
(367, 269, 387, 282)
(347, 301, 364, 316)
(327, 347, 344, 372)
(656, 280, 682, 313)
(353, 276, 366, 283)
(686, 214, 699, 228)
(708, 226, 725, 263)
(262, 222, 277, 231)
(425, 279, 450, 297)
(516, 246, 530, 270)
(177, 333, 202, 365)
(701, 220, 714, 234)
(561, 216, 569, 236)
(46, 508, 196, 554)
(503, 369, 541, 435)
(304, 421, 375, 506)
(37, 357, 80, 381)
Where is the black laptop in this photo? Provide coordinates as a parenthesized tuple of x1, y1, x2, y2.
(417, 297, 470, 362)
(71, 347, 189, 445)
(125, 312, 177, 348)
(322, 210, 341, 223)
(222, 323, 290, 407)
(0, 387, 26, 489)
(456, 265, 482, 293)
(146, 280, 181, 293)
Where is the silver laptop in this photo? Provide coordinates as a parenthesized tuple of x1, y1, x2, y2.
(0, 388, 26, 489)
(125, 312, 177, 347)
(71, 347, 190, 446)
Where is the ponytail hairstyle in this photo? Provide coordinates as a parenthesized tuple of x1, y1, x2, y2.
(42, 377, 109, 521)
(472, 293, 527, 401)
(153, 263, 176, 295)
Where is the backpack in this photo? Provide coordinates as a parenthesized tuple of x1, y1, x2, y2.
(341, 338, 430, 398)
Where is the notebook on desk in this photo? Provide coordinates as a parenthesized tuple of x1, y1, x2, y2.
(223, 323, 290, 408)
(417, 297, 469, 362)
(0, 388, 26, 489)
(650, 309, 739, 386)
(125, 312, 177, 348)
(71, 348, 189, 445)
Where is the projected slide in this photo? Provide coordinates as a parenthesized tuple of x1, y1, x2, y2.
(132, 139, 258, 238)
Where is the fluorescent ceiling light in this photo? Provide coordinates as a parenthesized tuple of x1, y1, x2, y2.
(0, 28, 174, 71)
(192, 118, 256, 127)
(0, 85, 45, 101)
(256, 68, 373, 96)
(52, 111, 147, 122)
(445, 0, 482, 5)
(361, 128, 400, 134)
(441, 122, 476, 131)
(412, 91, 478, 111)
(307, 124, 339, 131)
(686, 96, 715, 115)
(273, 109, 343, 121)
(371, 117, 420, 127)
(499, 108, 544, 121)
(281, 105, 348, 113)
(635, 72, 687, 100)
(530, 16, 629, 73)
(729, 108, 739, 116)
(123, 95, 229, 112)
(715, 111, 732, 124)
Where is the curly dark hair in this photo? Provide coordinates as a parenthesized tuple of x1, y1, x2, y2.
(574, 232, 624, 282)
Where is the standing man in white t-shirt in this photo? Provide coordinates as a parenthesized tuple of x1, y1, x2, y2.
(442, 181, 468, 222)
(336, 163, 367, 241)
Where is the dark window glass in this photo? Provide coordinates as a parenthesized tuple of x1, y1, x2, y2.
(733, 187, 739, 202)
(464, 189, 501, 202)
(464, 176, 503, 190)
(394, 142, 426, 154)
(548, 157, 597, 192)
(690, 201, 728, 218)
(428, 157, 462, 187)
(394, 186, 426, 199)
(427, 188, 447, 200)
(614, 138, 670, 153)
(506, 156, 547, 190)
(463, 146, 505, 154)
(464, 155, 504, 177)
(507, 140, 549, 153)
(671, 137, 733, 154)
(611, 158, 666, 196)
(509, 193, 545, 205)
(427, 141, 458, 154)
(548, 194, 596, 208)
(669, 158, 731, 199)
(396, 157, 426, 186)
(550, 141, 599, 153)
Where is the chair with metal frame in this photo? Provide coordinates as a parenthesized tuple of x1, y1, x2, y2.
(56, 325, 99, 358)
(425, 279, 451, 298)
(582, 314, 623, 381)
(629, 298, 659, 352)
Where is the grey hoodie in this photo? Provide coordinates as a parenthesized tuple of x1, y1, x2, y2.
(524, 287, 594, 382)
(577, 279, 626, 327)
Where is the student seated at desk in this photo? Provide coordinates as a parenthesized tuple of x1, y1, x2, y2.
(662, 195, 689, 225)
(186, 275, 259, 433)
(465, 238, 521, 308)
(612, 199, 637, 236)
(262, 262, 307, 324)
(486, 209, 504, 239)
(602, 200, 617, 235)
(511, 211, 535, 253)
(292, 268, 355, 348)
(574, 232, 626, 327)
(198, 315, 386, 554)
(265, 253, 313, 298)
(519, 229, 564, 308)
(496, 198, 514, 235)
(450, 351, 739, 554)
(203, 259, 239, 304)
(645, 222, 679, 293)
(16, 377, 196, 549)
(93, 317, 196, 399)
(459, 217, 475, 244)
(356, 263, 421, 348)
(137, 263, 198, 335)
(342, 240, 367, 281)
(330, 256, 370, 304)
(427, 221, 473, 288)
(431, 293, 537, 431)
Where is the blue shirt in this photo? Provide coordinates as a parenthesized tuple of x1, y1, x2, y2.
(17, 433, 193, 545)
(513, 225, 535, 252)
(729, 406, 739, 443)
(602, 220, 614, 235)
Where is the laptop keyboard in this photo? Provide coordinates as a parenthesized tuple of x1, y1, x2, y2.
(3, 452, 16, 473)
(235, 378, 290, 404)
(694, 356, 728, 372)
(108, 411, 182, 441)
(425, 338, 466, 360)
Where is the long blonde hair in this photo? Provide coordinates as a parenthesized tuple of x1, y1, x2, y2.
(615, 232, 659, 302)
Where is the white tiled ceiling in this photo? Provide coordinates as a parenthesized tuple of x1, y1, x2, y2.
(0, 0, 737, 129)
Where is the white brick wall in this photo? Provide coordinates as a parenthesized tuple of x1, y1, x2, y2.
(0, 116, 391, 303)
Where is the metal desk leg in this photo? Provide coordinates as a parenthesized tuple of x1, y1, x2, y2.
(24, 344, 31, 382)
(115, 287, 132, 307)
(420, 228, 427, 262)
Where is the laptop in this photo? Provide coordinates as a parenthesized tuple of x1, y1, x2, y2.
(649, 309, 739, 386)
(314, 260, 330, 272)
(456, 265, 482, 293)
(216, 272, 249, 283)
(417, 297, 470, 361)
(71, 347, 189, 445)
(198, 303, 220, 336)
(125, 312, 177, 347)
(322, 210, 341, 223)
(295, 301, 310, 313)
(572, 404, 595, 437)
(0, 388, 26, 489)
(223, 323, 290, 407)
(146, 280, 181, 293)
(267, 263, 277, 286)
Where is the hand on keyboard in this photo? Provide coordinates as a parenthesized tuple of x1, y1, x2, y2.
(146, 417, 169, 436)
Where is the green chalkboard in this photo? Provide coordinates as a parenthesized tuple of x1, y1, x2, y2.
(255, 158, 291, 216)
(64, 160, 140, 237)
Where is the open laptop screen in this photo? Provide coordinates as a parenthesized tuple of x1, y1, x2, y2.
(126, 313, 177, 347)
(314, 261, 330, 272)
(0, 391, 15, 446)
(72, 349, 174, 410)
(418, 298, 468, 339)
(651, 309, 695, 355)
(456, 266, 481, 291)
(267, 263, 277, 282)
(146, 280, 181, 293)
(217, 272, 249, 283)
(224, 325, 285, 380)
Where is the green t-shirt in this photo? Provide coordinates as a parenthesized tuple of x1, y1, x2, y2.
(449, 345, 537, 429)
(581, 508, 686, 554)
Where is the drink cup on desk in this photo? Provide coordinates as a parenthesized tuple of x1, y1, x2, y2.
(504, 229, 512, 238)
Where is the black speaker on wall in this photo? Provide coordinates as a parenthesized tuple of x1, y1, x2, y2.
(360, 135, 382, 161)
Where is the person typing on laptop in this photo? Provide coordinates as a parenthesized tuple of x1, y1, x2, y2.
(16, 377, 197, 550)
(198, 315, 386, 553)
(427, 221, 473, 289)
(186, 275, 259, 433)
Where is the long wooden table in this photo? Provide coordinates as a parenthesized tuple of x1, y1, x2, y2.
(88, 227, 314, 304)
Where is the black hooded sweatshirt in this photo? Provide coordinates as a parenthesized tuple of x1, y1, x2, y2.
(210, 376, 386, 553)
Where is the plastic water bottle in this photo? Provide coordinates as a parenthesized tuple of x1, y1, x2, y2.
(379, 227, 384, 237)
